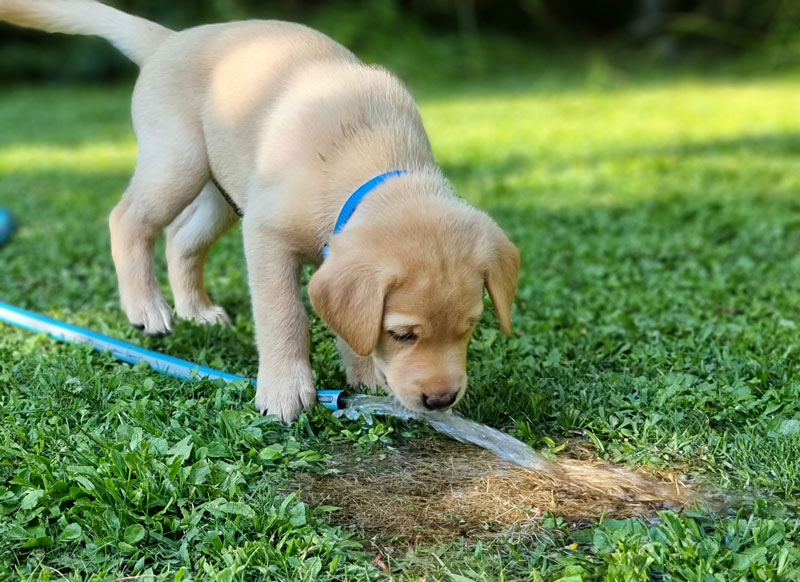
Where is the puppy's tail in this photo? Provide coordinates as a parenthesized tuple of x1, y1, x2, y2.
(0, 0, 174, 67)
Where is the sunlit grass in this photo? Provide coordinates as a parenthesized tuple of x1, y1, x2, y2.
(0, 142, 137, 173)
(423, 77, 800, 210)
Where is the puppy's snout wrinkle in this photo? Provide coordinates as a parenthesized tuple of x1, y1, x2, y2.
(422, 390, 458, 410)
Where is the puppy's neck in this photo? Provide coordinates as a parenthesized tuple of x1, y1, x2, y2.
(317, 124, 446, 244)
(323, 165, 459, 249)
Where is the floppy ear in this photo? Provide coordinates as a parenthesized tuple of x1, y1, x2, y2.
(309, 255, 391, 356)
(485, 229, 520, 335)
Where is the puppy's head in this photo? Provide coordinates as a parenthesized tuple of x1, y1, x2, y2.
(309, 193, 519, 413)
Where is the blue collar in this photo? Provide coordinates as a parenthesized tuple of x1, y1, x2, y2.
(322, 170, 407, 258)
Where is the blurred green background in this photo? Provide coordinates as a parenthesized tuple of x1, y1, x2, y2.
(2, 0, 800, 85)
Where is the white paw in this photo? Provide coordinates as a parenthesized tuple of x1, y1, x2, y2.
(126, 294, 173, 336)
(254, 367, 316, 422)
(177, 303, 231, 326)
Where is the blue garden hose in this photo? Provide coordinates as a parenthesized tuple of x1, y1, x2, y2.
(0, 301, 346, 410)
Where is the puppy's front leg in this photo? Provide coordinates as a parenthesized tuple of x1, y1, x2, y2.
(243, 215, 316, 422)
(337, 337, 382, 392)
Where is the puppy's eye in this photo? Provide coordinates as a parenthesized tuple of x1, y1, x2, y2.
(388, 329, 418, 344)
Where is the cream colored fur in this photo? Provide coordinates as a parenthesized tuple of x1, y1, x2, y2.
(1, 0, 520, 421)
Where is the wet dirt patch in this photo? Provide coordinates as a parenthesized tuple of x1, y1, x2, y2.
(294, 438, 702, 545)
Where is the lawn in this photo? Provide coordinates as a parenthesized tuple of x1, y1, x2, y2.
(3, 60, 800, 580)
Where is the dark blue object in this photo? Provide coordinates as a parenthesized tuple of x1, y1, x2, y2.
(0, 208, 16, 246)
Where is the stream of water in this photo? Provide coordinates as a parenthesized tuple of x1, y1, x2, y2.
(335, 394, 554, 472)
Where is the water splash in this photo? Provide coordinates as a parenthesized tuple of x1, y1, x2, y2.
(335, 394, 553, 472)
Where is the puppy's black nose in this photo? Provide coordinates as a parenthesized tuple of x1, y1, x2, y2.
(422, 391, 457, 410)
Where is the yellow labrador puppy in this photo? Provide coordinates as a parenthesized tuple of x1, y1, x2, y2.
(1, 0, 520, 421)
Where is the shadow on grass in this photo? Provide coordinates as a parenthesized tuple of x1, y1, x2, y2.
(440, 154, 533, 183)
(440, 131, 800, 196)
(598, 131, 800, 161)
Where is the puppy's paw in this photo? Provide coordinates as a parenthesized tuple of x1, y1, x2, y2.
(254, 369, 316, 422)
(177, 302, 231, 326)
(127, 295, 173, 336)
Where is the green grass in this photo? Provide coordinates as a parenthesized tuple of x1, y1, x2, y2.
(3, 62, 800, 580)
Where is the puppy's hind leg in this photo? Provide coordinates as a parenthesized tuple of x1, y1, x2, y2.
(166, 182, 240, 325)
(109, 146, 208, 336)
